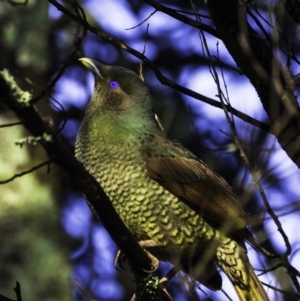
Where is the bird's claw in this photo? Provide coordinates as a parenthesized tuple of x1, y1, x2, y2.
(114, 250, 127, 271)
(142, 249, 160, 273)
(114, 248, 159, 272)
(114, 240, 160, 272)
(157, 268, 177, 301)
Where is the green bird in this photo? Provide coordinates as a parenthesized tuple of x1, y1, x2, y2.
(75, 57, 269, 301)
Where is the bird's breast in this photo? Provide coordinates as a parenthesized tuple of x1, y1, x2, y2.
(76, 123, 217, 260)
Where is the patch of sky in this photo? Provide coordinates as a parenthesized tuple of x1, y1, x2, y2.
(173, 29, 204, 57)
(62, 196, 92, 239)
(52, 71, 91, 110)
(137, 11, 214, 59)
(196, 270, 239, 301)
(231, 144, 300, 263)
(267, 145, 300, 191)
(73, 263, 93, 285)
(138, 7, 184, 34)
(82, 37, 120, 64)
(55, 29, 75, 48)
(178, 64, 224, 134)
(92, 225, 117, 276)
(124, 40, 159, 63)
(178, 64, 269, 145)
(60, 118, 82, 146)
(264, 211, 298, 256)
(247, 246, 277, 301)
(247, 8, 272, 38)
(277, 214, 300, 251)
(92, 278, 124, 300)
(72, 260, 95, 290)
(91, 225, 121, 300)
(48, 3, 63, 20)
(84, 0, 141, 38)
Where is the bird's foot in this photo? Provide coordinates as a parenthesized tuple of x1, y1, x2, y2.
(114, 240, 160, 272)
(141, 249, 159, 273)
(114, 249, 126, 271)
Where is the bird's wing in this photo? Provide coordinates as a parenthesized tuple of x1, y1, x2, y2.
(142, 134, 250, 237)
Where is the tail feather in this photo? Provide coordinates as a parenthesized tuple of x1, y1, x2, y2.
(234, 261, 269, 301)
(216, 238, 269, 301)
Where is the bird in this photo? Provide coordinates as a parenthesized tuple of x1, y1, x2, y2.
(75, 57, 270, 301)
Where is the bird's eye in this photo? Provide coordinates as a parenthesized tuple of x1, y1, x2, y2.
(109, 80, 119, 89)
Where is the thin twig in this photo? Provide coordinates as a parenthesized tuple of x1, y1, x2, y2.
(0, 121, 23, 128)
(31, 3, 86, 104)
(13, 282, 22, 301)
(142, 0, 219, 38)
(139, 23, 150, 81)
(261, 281, 296, 296)
(49, 95, 67, 133)
(0, 160, 51, 184)
(126, 10, 157, 30)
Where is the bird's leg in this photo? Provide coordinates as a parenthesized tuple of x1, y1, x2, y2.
(114, 240, 160, 272)
(139, 240, 160, 273)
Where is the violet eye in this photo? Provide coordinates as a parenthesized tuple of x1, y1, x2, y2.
(109, 80, 119, 89)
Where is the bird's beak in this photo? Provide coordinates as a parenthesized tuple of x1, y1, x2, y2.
(79, 57, 101, 77)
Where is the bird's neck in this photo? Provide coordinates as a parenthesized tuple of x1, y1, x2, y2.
(81, 110, 163, 144)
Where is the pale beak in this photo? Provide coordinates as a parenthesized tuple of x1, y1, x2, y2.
(79, 57, 101, 77)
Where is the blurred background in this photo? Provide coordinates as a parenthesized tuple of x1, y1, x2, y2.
(0, 0, 300, 300)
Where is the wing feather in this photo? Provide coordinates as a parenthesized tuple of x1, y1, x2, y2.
(142, 134, 251, 238)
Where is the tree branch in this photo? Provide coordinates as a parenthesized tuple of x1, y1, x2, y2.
(142, 0, 219, 38)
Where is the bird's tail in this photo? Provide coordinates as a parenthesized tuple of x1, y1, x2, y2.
(233, 260, 269, 301)
(216, 238, 269, 301)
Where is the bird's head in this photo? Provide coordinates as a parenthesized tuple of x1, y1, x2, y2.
(79, 58, 157, 130)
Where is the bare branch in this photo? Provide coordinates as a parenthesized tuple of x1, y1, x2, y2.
(126, 9, 157, 31)
(31, 9, 85, 103)
(142, 0, 219, 38)
(0, 121, 23, 128)
(0, 160, 51, 184)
